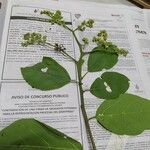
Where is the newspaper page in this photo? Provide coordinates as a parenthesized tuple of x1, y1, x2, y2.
(0, 0, 3, 41)
(144, 9, 150, 30)
(1, 0, 150, 150)
(69, 1, 150, 149)
(0, 0, 83, 146)
(0, 0, 8, 49)
(130, 8, 150, 88)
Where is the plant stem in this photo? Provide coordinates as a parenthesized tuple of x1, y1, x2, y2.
(64, 27, 97, 149)
(45, 43, 77, 63)
(62, 50, 77, 63)
(77, 59, 97, 150)
(72, 31, 83, 54)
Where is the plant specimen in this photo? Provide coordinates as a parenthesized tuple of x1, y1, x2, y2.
(0, 10, 150, 150)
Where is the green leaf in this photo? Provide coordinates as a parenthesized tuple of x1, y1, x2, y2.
(21, 57, 71, 90)
(0, 119, 83, 150)
(88, 46, 118, 72)
(90, 72, 129, 99)
(96, 93, 150, 135)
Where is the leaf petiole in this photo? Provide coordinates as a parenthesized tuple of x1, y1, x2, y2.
(83, 89, 90, 93)
(88, 116, 96, 121)
(70, 80, 79, 84)
(81, 71, 88, 80)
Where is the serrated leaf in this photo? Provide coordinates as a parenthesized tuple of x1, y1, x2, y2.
(88, 46, 118, 72)
(90, 72, 129, 99)
(0, 119, 83, 150)
(96, 94, 150, 135)
(21, 57, 71, 90)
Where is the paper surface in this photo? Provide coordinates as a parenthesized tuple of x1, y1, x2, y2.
(74, 3, 150, 149)
(0, 0, 8, 49)
(0, 0, 150, 149)
(0, 0, 83, 145)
